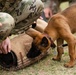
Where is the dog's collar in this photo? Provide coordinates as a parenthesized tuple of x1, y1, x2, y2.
(43, 33, 56, 48)
(43, 34, 68, 49)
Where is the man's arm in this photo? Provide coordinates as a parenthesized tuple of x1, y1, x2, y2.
(0, 23, 11, 54)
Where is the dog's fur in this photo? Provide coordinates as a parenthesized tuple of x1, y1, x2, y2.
(26, 4, 76, 68)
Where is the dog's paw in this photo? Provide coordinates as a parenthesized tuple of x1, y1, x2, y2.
(64, 62, 74, 68)
(52, 57, 61, 61)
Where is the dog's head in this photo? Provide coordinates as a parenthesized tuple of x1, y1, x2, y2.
(27, 34, 56, 58)
(26, 28, 56, 58)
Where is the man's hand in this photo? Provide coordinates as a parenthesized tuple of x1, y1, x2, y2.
(44, 7, 52, 19)
(0, 23, 2, 26)
(0, 37, 11, 54)
(40, 7, 52, 21)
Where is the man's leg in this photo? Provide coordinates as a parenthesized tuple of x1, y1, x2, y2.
(11, 0, 44, 34)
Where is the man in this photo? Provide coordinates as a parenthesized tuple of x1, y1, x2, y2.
(41, 0, 76, 20)
(0, 0, 44, 54)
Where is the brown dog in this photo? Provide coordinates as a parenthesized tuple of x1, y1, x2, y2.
(26, 4, 76, 68)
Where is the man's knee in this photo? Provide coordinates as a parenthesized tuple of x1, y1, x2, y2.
(0, 12, 15, 41)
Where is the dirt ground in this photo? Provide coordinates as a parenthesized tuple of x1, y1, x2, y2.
(0, 47, 76, 75)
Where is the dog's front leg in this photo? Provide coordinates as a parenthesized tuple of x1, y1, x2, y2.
(52, 38, 64, 61)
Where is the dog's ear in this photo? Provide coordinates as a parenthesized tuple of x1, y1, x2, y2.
(40, 37, 49, 47)
(26, 28, 41, 39)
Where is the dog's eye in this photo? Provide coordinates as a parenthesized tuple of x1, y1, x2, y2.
(40, 43, 44, 46)
(40, 43, 47, 47)
(40, 37, 49, 47)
